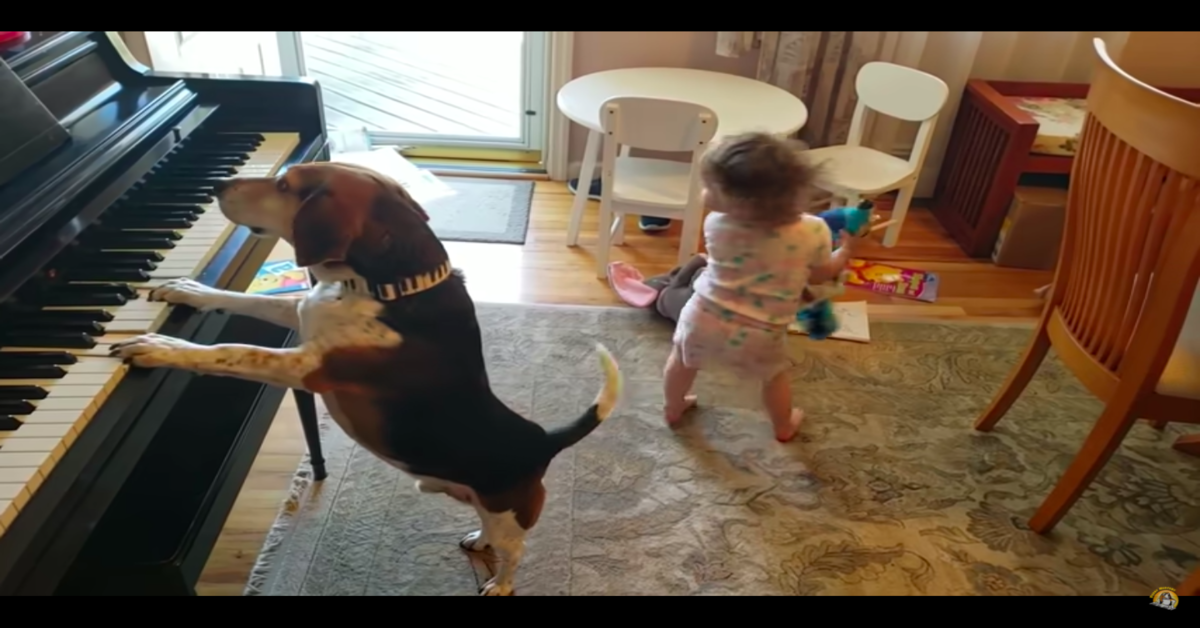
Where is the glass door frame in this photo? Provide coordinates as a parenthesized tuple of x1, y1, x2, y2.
(275, 32, 548, 152)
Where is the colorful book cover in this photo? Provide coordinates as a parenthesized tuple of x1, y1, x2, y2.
(248, 260, 310, 295)
(844, 260, 939, 303)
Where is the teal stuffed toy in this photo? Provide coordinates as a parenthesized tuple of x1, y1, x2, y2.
(795, 200, 874, 339)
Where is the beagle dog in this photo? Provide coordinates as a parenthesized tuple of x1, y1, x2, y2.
(109, 162, 623, 596)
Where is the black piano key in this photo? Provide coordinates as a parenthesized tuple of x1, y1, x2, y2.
(137, 180, 215, 192)
(100, 216, 194, 230)
(0, 401, 36, 416)
(199, 132, 262, 142)
(59, 268, 151, 283)
(115, 204, 205, 216)
(215, 131, 265, 140)
(53, 283, 137, 299)
(136, 178, 218, 190)
(0, 332, 98, 350)
(174, 149, 248, 156)
(156, 166, 236, 178)
(193, 138, 261, 149)
(0, 352, 78, 366)
(69, 250, 165, 263)
(0, 386, 48, 400)
(68, 258, 159, 272)
(6, 309, 114, 323)
(0, 416, 20, 430)
(87, 235, 179, 249)
(5, 309, 114, 324)
(1, 307, 112, 324)
(128, 193, 212, 205)
(5, 320, 106, 336)
(35, 292, 128, 307)
(172, 153, 246, 164)
(111, 210, 201, 222)
(0, 366, 68, 380)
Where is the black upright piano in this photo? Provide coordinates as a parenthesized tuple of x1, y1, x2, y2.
(0, 31, 328, 595)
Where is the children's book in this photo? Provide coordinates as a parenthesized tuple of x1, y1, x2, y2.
(845, 260, 939, 303)
(332, 148, 456, 206)
(248, 260, 310, 295)
(788, 301, 871, 343)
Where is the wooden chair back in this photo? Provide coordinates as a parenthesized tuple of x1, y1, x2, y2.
(1046, 38, 1200, 392)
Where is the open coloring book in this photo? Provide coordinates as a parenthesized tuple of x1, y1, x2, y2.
(788, 301, 871, 343)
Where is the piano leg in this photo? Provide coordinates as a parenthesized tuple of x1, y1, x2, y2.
(293, 390, 327, 481)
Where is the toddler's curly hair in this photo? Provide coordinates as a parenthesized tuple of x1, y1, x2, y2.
(700, 132, 818, 223)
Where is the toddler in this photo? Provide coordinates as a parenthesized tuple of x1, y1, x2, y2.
(663, 132, 865, 441)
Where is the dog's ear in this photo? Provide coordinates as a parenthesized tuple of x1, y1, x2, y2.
(292, 185, 363, 267)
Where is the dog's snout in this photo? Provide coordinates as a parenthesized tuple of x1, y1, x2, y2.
(212, 179, 232, 195)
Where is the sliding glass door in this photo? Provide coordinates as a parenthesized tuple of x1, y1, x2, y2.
(276, 32, 547, 151)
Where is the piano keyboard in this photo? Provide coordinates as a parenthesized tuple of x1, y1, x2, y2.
(0, 131, 299, 534)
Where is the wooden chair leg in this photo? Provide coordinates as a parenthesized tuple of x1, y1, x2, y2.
(975, 325, 1052, 431)
(1028, 392, 1139, 534)
(1173, 433, 1200, 457)
(293, 389, 327, 481)
(882, 182, 915, 247)
(1181, 564, 1200, 596)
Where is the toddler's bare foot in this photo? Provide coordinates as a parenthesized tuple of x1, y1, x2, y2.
(774, 408, 805, 442)
(664, 395, 698, 426)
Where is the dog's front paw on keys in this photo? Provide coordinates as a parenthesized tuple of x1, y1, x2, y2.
(147, 278, 220, 310)
(479, 578, 514, 596)
(109, 333, 196, 368)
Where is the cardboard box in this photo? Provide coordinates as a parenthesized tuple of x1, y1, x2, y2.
(992, 186, 1067, 270)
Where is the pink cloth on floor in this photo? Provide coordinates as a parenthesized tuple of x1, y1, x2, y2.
(608, 262, 658, 308)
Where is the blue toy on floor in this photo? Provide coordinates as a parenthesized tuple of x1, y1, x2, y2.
(795, 200, 874, 340)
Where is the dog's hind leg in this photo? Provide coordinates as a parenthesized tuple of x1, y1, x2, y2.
(475, 511, 527, 596)
(473, 479, 547, 596)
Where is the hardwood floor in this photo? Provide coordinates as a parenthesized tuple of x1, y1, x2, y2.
(194, 180, 1054, 595)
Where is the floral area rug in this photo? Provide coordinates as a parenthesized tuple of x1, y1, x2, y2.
(245, 303, 1199, 596)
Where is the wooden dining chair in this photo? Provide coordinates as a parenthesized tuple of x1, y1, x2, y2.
(974, 37, 1200, 538)
(1182, 565, 1200, 596)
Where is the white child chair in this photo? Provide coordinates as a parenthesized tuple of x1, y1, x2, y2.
(805, 61, 949, 247)
(566, 96, 718, 278)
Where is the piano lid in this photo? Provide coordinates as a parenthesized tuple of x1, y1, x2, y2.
(0, 32, 199, 257)
(0, 57, 71, 188)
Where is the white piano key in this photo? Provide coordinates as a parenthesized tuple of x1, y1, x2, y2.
(0, 467, 38, 486)
(0, 438, 63, 452)
(18, 410, 85, 426)
(0, 483, 22, 500)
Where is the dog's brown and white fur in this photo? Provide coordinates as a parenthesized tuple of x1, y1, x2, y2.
(109, 162, 623, 596)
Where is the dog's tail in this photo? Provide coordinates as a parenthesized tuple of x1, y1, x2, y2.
(544, 343, 623, 457)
